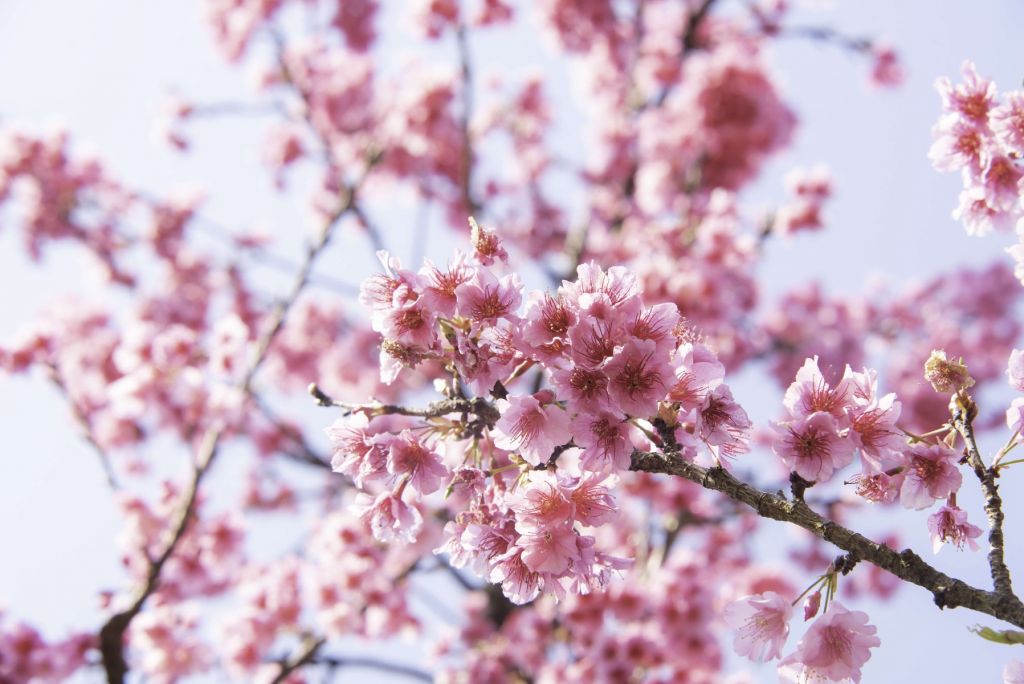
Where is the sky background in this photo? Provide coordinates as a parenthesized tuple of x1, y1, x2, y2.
(1, 0, 1024, 681)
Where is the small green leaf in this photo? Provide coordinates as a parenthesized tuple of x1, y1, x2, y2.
(969, 625, 1024, 645)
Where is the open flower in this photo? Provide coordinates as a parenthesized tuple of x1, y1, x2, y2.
(493, 393, 572, 466)
(778, 602, 879, 684)
(723, 591, 793, 662)
(928, 505, 983, 553)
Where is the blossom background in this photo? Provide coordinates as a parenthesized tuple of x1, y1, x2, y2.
(0, 0, 1022, 681)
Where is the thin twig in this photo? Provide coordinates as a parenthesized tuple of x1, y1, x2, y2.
(46, 365, 120, 490)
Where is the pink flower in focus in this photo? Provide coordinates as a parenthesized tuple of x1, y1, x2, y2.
(517, 525, 580, 574)
(552, 364, 611, 410)
(565, 474, 618, 527)
(778, 602, 879, 684)
(513, 473, 574, 529)
(899, 443, 962, 510)
(927, 505, 983, 553)
(455, 269, 523, 322)
(773, 412, 855, 483)
(493, 393, 572, 466)
(355, 491, 423, 543)
(929, 116, 989, 174)
(696, 384, 753, 460)
(383, 430, 449, 494)
(604, 338, 673, 418)
(570, 408, 633, 473)
(722, 591, 793, 662)
(782, 357, 854, 424)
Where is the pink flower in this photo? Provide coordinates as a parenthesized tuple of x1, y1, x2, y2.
(778, 602, 879, 684)
(417, 254, 473, 318)
(1005, 660, 1024, 684)
(517, 525, 580, 574)
(668, 341, 725, 412)
(355, 491, 423, 543)
(928, 505, 983, 553)
(695, 384, 752, 460)
(936, 61, 997, 126)
(993, 92, 1024, 155)
(455, 269, 522, 322)
(570, 408, 633, 473)
(489, 547, 542, 605)
(565, 475, 618, 527)
(552, 365, 611, 411)
(868, 44, 903, 88)
(1006, 397, 1024, 436)
(929, 116, 988, 174)
(512, 473, 574, 530)
(899, 444, 962, 510)
(723, 591, 793, 662)
(782, 357, 854, 424)
(521, 292, 577, 360)
(604, 338, 673, 418)
(850, 469, 903, 504)
(383, 430, 449, 494)
(981, 155, 1023, 211)
(1008, 349, 1024, 392)
(469, 217, 509, 265)
(493, 393, 572, 466)
(848, 393, 903, 472)
(772, 412, 855, 483)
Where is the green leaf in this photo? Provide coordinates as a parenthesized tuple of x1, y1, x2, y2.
(969, 626, 1024, 645)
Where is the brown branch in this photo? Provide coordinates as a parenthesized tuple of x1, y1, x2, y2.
(630, 449, 1024, 629)
(310, 655, 433, 682)
(455, 21, 480, 216)
(98, 172, 370, 684)
(953, 398, 1015, 597)
(311, 385, 500, 429)
(271, 636, 326, 684)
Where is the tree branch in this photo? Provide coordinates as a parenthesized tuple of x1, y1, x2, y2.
(98, 172, 369, 683)
(630, 449, 1024, 628)
(953, 398, 1015, 597)
(271, 636, 326, 684)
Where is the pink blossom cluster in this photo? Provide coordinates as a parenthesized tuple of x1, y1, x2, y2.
(115, 484, 246, 603)
(216, 509, 420, 682)
(725, 593, 880, 683)
(0, 612, 92, 683)
(435, 536, 782, 682)
(771, 358, 903, 485)
(773, 165, 833, 236)
(930, 62, 1024, 279)
(761, 262, 1023, 431)
(771, 356, 984, 553)
(0, 127, 135, 283)
(329, 239, 753, 603)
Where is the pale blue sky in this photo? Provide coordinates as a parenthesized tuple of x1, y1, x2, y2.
(1, 1, 1023, 681)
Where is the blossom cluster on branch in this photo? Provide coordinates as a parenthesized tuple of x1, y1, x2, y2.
(1, 0, 1024, 683)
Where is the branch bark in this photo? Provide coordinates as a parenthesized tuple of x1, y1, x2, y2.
(953, 400, 1015, 598)
(630, 450, 1024, 628)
